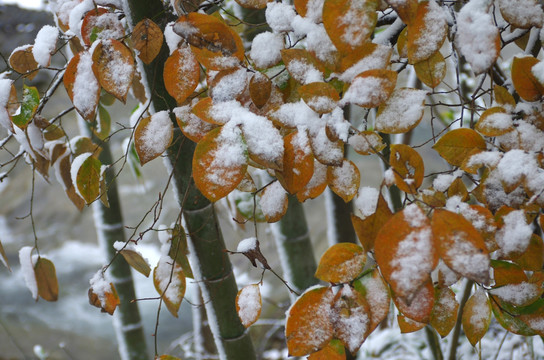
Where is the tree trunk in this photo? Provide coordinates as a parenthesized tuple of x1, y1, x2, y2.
(122, 1, 257, 358)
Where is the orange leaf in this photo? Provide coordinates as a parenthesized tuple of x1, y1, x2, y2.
(164, 46, 200, 105)
(462, 289, 491, 346)
(339, 42, 392, 79)
(134, 111, 174, 165)
(249, 72, 272, 109)
(406, 0, 447, 64)
(430, 287, 459, 337)
(296, 159, 328, 202)
(414, 51, 446, 88)
(92, 40, 135, 103)
(389, 144, 424, 194)
(153, 255, 186, 317)
(286, 286, 334, 356)
(193, 125, 248, 202)
(9, 45, 39, 79)
(393, 281, 435, 323)
(432, 128, 487, 167)
(174, 105, 216, 143)
(208, 67, 248, 102)
(375, 88, 426, 134)
(331, 285, 370, 354)
(494, 85, 516, 110)
(192, 97, 225, 125)
(511, 56, 544, 102)
(475, 107, 513, 137)
(236, 284, 262, 327)
(513, 234, 544, 271)
(374, 204, 437, 300)
(386, 0, 418, 25)
(132, 18, 164, 64)
(341, 69, 397, 108)
(277, 130, 314, 194)
(492, 259, 527, 287)
(235, 0, 270, 9)
(322, 0, 378, 54)
(315, 243, 366, 284)
(63, 51, 100, 121)
(398, 314, 426, 333)
(173, 12, 244, 70)
(327, 160, 360, 202)
(349, 131, 386, 155)
(81, 8, 124, 46)
(353, 269, 391, 333)
(298, 82, 339, 114)
(431, 209, 490, 284)
(351, 194, 393, 251)
(88, 272, 120, 315)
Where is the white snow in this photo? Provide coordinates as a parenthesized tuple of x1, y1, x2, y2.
(260, 181, 287, 220)
(531, 61, 544, 85)
(332, 285, 369, 353)
(335, 44, 392, 83)
(237, 284, 261, 327)
(495, 210, 532, 256)
(265, 2, 296, 33)
(409, 0, 447, 62)
(489, 282, 540, 306)
(497, 0, 544, 29)
(154, 254, 184, 306)
(341, 73, 392, 107)
(19, 246, 38, 300)
(433, 170, 464, 192)
(32, 25, 58, 67)
(353, 187, 379, 220)
(468, 289, 490, 332)
(336, 0, 375, 48)
(375, 88, 427, 133)
(403, 204, 427, 228)
(250, 32, 284, 69)
(210, 68, 248, 102)
(0, 79, 13, 130)
(445, 232, 490, 281)
(285, 59, 323, 85)
(237, 237, 257, 253)
(138, 110, 173, 159)
(73, 52, 100, 119)
(291, 16, 337, 64)
(455, 0, 499, 74)
(89, 269, 111, 307)
(164, 22, 182, 54)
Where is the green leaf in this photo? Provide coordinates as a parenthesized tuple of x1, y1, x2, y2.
(94, 105, 111, 140)
(12, 85, 39, 129)
(75, 155, 102, 204)
(119, 249, 151, 277)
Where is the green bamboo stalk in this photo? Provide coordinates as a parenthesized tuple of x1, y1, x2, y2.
(123, 1, 257, 358)
(92, 141, 149, 360)
(271, 195, 318, 295)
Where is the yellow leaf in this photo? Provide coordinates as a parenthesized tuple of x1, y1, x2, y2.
(298, 82, 339, 114)
(132, 18, 163, 64)
(511, 56, 544, 102)
(74, 154, 102, 205)
(351, 194, 393, 252)
(174, 105, 217, 143)
(398, 314, 426, 333)
(331, 285, 370, 354)
(342, 69, 397, 108)
(430, 287, 458, 337)
(414, 51, 446, 88)
(327, 159, 360, 202)
(315, 243, 366, 284)
(353, 269, 391, 333)
(389, 144, 424, 194)
(475, 107, 514, 137)
(432, 128, 486, 167)
(153, 256, 186, 317)
(349, 130, 386, 156)
(462, 290, 491, 346)
(386, 0, 418, 25)
(407, 0, 447, 64)
(9, 45, 39, 79)
(81, 8, 124, 46)
(307, 339, 346, 360)
(119, 249, 151, 277)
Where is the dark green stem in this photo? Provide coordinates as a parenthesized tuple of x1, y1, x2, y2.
(425, 326, 444, 360)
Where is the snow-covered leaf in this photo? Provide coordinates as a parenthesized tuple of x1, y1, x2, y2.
(81, 8, 124, 46)
(397, 314, 426, 333)
(353, 269, 391, 333)
(331, 285, 370, 354)
(406, 0, 447, 64)
(475, 107, 513, 137)
(315, 243, 366, 284)
(93, 39, 135, 103)
(285, 286, 334, 356)
(19, 246, 38, 300)
(386, 0, 418, 25)
(497, 0, 544, 29)
(349, 130, 386, 155)
(12, 85, 39, 129)
(393, 281, 435, 323)
(296, 159, 328, 202)
(164, 46, 200, 105)
(462, 289, 492, 346)
(174, 105, 216, 143)
(132, 18, 163, 64)
(88, 271, 120, 315)
(430, 287, 458, 337)
(32, 25, 58, 67)
(511, 56, 544, 102)
(491, 294, 536, 336)
(374, 204, 436, 300)
(153, 255, 186, 318)
(431, 209, 490, 284)
(193, 124, 248, 202)
(260, 181, 288, 222)
(341, 69, 397, 108)
(236, 284, 262, 327)
(389, 144, 424, 194)
(281, 49, 325, 85)
(64, 51, 100, 121)
(338, 42, 392, 83)
(327, 159, 360, 202)
(513, 234, 544, 271)
(307, 339, 345, 360)
(375, 88, 426, 134)
(34, 257, 59, 302)
(298, 82, 339, 114)
(322, 0, 378, 54)
(134, 111, 174, 165)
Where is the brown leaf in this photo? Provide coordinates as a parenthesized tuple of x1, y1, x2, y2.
(9, 45, 39, 79)
(315, 243, 366, 284)
(132, 18, 164, 64)
(511, 56, 544, 102)
(430, 287, 459, 337)
(249, 72, 272, 109)
(277, 130, 314, 194)
(92, 40, 135, 103)
(393, 281, 435, 323)
(462, 289, 491, 346)
(331, 285, 370, 354)
(34, 257, 58, 302)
